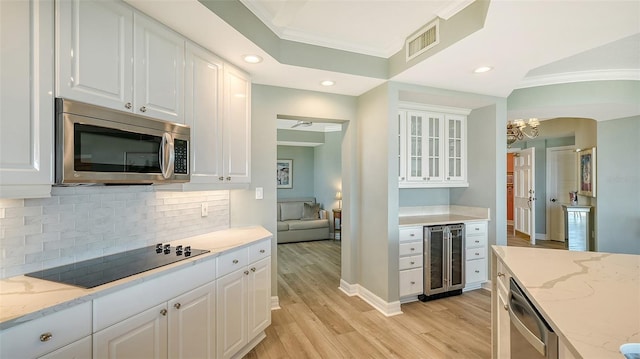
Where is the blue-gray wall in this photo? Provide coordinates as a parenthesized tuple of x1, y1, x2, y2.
(596, 116, 640, 254)
(314, 131, 343, 227)
(399, 188, 450, 206)
(277, 145, 315, 199)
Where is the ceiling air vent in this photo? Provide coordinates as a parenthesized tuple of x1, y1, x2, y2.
(406, 19, 440, 62)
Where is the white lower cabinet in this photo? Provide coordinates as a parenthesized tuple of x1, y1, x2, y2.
(464, 221, 488, 291)
(94, 281, 215, 358)
(399, 226, 424, 302)
(39, 336, 92, 359)
(217, 241, 271, 359)
(0, 301, 92, 359)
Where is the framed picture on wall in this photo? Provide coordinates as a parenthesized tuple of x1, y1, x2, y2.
(277, 159, 293, 189)
(577, 147, 596, 197)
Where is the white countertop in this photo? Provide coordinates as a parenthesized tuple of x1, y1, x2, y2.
(399, 213, 489, 227)
(0, 226, 272, 330)
(493, 246, 640, 359)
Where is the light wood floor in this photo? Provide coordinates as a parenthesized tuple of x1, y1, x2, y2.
(506, 225, 566, 250)
(245, 240, 491, 359)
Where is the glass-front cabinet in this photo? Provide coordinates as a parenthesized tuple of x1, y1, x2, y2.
(398, 105, 468, 188)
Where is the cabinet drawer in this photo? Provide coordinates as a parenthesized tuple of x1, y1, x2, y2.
(466, 247, 486, 260)
(399, 255, 422, 270)
(466, 259, 487, 284)
(0, 301, 92, 359)
(399, 241, 423, 256)
(466, 234, 487, 249)
(217, 246, 249, 278)
(93, 257, 215, 332)
(399, 227, 422, 241)
(466, 221, 487, 235)
(248, 239, 271, 263)
(399, 268, 423, 297)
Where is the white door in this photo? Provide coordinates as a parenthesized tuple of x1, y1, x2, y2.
(547, 147, 577, 242)
(56, 0, 133, 111)
(93, 303, 168, 359)
(185, 42, 224, 184)
(247, 257, 271, 339)
(134, 13, 184, 123)
(405, 111, 428, 182)
(168, 282, 216, 359)
(223, 66, 251, 183)
(514, 148, 536, 244)
(216, 269, 248, 359)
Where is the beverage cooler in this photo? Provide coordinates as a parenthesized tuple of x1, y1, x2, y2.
(419, 224, 465, 301)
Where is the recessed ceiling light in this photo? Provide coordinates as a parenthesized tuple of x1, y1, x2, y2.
(474, 66, 493, 74)
(243, 55, 263, 64)
(321, 80, 335, 86)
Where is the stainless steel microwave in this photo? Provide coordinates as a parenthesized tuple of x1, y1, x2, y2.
(55, 98, 190, 184)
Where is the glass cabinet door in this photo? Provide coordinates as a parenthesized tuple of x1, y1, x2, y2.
(406, 111, 427, 181)
(445, 115, 465, 182)
(448, 224, 465, 289)
(426, 226, 446, 295)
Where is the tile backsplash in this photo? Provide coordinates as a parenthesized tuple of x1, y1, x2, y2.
(0, 186, 230, 279)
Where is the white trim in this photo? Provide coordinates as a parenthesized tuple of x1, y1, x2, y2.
(399, 296, 420, 304)
(481, 280, 492, 291)
(517, 69, 640, 89)
(398, 102, 471, 115)
(435, 0, 475, 20)
(536, 233, 547, 240)
(339, 279, 403, 317)
(232, 332, 266, 359)
(463, 282, 484, 291)
(270, 296, 281, 310)
(276, 141, 323, 147)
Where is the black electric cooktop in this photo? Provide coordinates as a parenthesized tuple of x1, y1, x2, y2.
(25, 244, 209, 289)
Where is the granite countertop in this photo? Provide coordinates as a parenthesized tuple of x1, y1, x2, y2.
(493, 245, 640, 359)
(0, 226, 272, 330)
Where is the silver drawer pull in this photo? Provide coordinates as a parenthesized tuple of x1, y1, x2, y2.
(160, 309, 167, 316)
(39, 332, 53, 342)
(410, 281, 415, 285)
(410, 261, 415, 265)
(251, 267, 256, 272)
(409, 233, 415, 237)
(497, 272, 505, 277)
(410, 248, 415, 251)
(233, 259, 239, 264)
(504, 304, 508, 311)
(475, 252, 480, 255)
(475, 227, 480, 230)
(259, 249, 265, 253)
(244, 270, 250, 275)
(475, 240, 480, 243)
(174, 303, 181, 309)
(475, 270, 480, 273)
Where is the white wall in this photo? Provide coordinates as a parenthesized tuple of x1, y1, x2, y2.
(596, 116, 640, 254)
(0, 186, 229, 278)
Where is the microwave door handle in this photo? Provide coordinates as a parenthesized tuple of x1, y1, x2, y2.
(159, 133, 173, 179)
(167, 137, 175, 177)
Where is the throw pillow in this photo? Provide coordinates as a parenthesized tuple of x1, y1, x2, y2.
(302, 203, 320, 220)
(280, 202, 303, 221)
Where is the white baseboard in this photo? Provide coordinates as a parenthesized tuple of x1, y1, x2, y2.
(231, 332, 266, 359)
(536, 233, 547, 240)
(270, 296, 281, 310)
(339, 279, 402, 317)
(481, 280, 492, 291)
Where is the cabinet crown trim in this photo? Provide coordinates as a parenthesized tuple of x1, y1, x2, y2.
(398, 103, 471, 115)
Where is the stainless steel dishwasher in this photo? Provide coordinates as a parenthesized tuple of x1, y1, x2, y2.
(509, 278, 558, 359)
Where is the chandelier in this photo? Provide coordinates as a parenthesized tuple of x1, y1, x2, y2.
(507, 118, 540, 147)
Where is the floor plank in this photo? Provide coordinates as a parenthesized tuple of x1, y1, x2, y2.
(244, 240, 492, 358)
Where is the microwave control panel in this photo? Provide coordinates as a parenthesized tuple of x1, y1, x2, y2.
(174, 139, 189, 174)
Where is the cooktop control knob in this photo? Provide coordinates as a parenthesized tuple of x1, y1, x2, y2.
(184, 246, 192, 256)
(176, 245, 183, 256)
(156, 243, 163, 253)
(163, 244, 171, 254)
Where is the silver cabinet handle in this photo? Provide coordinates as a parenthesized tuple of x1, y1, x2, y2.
(504, 304, 508, 311)
(475, 240, 480, 243)
(475, 270, 480, 273)
(410, 281, 415, 285)
(410, 261, 415, 265)
(409, 233, 415, 237)
(422, 177, 426, 180)
(475, 227, 480, 230)
(244, 270, 249, 275)
(410, 248, 415, 251)
(251, 267, 256, 272)
(174, 303, 181, 309)
(219, 176, 224, 181)
(497, 272, 505, 277)
(226, 176, 231, 181)
(40, 332, 53, 342)
(259, 249, 265, 253)
(140, 106, 147, 112)
(400, 177, 405, 180)
(124, 102, 132, 109)
(160, 308, 167, 316)
(475, 252, 480, 256)
(232, 259, 239, 264)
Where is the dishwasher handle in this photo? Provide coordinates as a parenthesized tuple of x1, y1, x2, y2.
(509, 279, 549, 356)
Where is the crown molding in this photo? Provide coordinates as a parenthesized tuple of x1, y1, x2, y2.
(517, 69, 640, 89)
(435, 0, 475, 20)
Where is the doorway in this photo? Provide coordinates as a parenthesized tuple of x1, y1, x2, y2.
(546, 146, 577, 242)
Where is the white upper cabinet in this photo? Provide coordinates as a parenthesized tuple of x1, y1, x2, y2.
(56, 0, 185, 123)
(398, 105, 469, 188)
(133, 13, 184, 123)
(184, 42, 224, 185)
(223, 65, 251, 184)
(0, 0, 54, 199)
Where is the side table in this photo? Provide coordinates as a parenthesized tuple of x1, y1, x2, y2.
(332, 208, 341, 240)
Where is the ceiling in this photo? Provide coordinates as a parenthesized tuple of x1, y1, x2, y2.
(126, 0, 640, 118)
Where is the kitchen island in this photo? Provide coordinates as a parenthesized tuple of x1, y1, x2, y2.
(492, 246, 640, 359)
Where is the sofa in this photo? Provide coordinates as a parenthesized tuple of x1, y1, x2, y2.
(277, 197, 330, 243)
